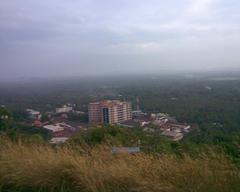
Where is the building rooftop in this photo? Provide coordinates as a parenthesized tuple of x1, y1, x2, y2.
(43, 123, 74, 133)
(117, 120, 140, 128)
(26, 109, 40, 115)
(111, 147, 140, 154)
(161, 131, 183, 141)
(43, 124, 64, 132)
(50, 137, 68, 144)
(89, 100, 130, 106)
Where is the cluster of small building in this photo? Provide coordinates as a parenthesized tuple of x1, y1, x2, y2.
(26, 104, 84, 121)
(118, 112, 191, 141)
(25, 99, 191, 144)
(88, 100, 191, 141)
(25, 104, 87, 144)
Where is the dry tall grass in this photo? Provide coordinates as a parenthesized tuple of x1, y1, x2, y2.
(0, 140, 240, 192)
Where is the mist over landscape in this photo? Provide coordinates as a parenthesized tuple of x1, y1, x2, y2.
(1, 1, 240, 192)
(1, 0, 240, 79)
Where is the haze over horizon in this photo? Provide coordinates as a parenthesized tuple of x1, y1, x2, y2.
(1, 0, 240, 79)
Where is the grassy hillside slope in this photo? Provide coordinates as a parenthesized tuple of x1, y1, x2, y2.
(0, 140, 240, 192)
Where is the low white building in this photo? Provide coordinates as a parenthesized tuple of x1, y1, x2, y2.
(43, 124, 65, 132)
(56, 105, 73, 114)
(132, 110, 147, 117)
(161, 131, 183, 141)
(26, 109, 42, 120)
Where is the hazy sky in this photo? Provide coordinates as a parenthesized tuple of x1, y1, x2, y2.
(1, 0, 240, 78)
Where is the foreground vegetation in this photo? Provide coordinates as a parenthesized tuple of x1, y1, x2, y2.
(0, 139, 240, 192)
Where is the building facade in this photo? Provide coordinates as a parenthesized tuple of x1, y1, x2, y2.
(56, 105, 73, 114)
(26, 109, 42, 120)
(88, 100, 132, 124)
